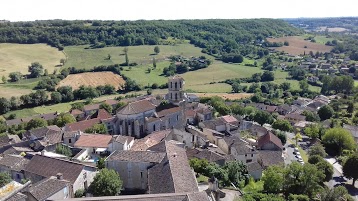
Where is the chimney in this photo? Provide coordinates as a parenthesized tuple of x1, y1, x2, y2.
(56, 173, 63, 180)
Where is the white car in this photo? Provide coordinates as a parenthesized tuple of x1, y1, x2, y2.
(298, 158, 303, 162)
(294, 147, 299, 152)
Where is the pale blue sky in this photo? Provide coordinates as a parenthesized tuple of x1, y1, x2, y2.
(1, 0, 357, 21)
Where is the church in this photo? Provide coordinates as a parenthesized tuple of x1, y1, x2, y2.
(112, 75, 186, 138)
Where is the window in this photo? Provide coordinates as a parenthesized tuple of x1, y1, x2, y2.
(192, 135, 195, 142)
(180, 82, 182, 88)
(251, 154, 254, 157)
(245, 154, 247, 157)
(177, 115, 179, 120)
(153, 124, 156, 131)
(83, 172, 87, 180)
(175, 93, 177, 100)
(140, 172, 143, 178)
(171, 82, 173, 88)
(175, 82, 177, 89)
(16, 174, 20, 180)
(171, 93, 172, 99)
(68, 139, 72, 144)
(128, 170, 131, 179)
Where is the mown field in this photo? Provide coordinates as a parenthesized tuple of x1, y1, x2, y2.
(0, 43, 65, 79)
(267, 36, 332, 55)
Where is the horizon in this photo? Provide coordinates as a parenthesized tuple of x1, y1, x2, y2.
(2, 0, 357, 22)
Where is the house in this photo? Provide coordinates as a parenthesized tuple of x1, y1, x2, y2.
(247, 162, 263, 180)
(105, 150, 166, 192)
(266, 105, 278, 113)
(147, 141, 199, 194)
(258, 150, 284, 168)
(110, 135, 135, 151)
(63, 131, 81, 147)
(64, 110, 112, 133)
(248, 124, 269, 137)
(195, 104, 213, 122)
(0, 134, 22, 153)
(24, 175, 71, 201)
(293, 97, 312, 107)
(74, 134, 113, 158)
(257, 132, 283, 151)
(343, 124, 358, 143)
(185, 109, 196, 124)
(70, 109, 85, 120)
(5, 112, 59, 127)
(225, 136, 258, 164)
(306, 100, 326, 111)
(24, 155, 97, 193)
(307, 76, 319, 83)
(171, 128, 207, 149)
(321, 63, 332, 69)
(0, 180, 30, 201)
(130, 129, 172, 151)
(200, 118, 226, 132)
(285, 113, 306, 125)
(23, 125, 63, 146)
(188, 147, 228, 166)
(185, 94, 200, 103)
(83, 103, 101, 116)
(0, 155, 29, 182)
(277, 104, 292, 115)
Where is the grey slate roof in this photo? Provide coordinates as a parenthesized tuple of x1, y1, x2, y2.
(24, 125, 62, 144)
(148, 141, 199, 194)
(0, 155, 29, 172)
(6, 192, 27, 201)
(27, 177, 70, 201)
(106, 150, 166, 163)
(117, 99, 156, 115)
(258, 150, 284, 168)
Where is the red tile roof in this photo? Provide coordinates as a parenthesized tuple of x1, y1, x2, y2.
(74, 134, 112, 148)
(97, 109, 112, 119)
(257, 132, 283, 150)
(70, 109, 84, 116)
(185, 110, 196, 117)
(220, 115, 238, 124)
(64, 118, 101, 132)
(117, 99, 156, 115)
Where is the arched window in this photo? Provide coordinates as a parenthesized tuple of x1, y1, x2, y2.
(175, 82, 177, 89)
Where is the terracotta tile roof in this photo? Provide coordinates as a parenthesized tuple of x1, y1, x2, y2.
(96, 109, 112, 119)
(266, 105, 277, 113)
(83, 103, 100, 111)
(106, 150, 166, 163)
(70, 109, 84, 116)
(195, 149, 226, 163)
(185, 110, 196, 117)
(257, 132, 283, 150)
(114, 135, 134, 144)
(117, 99, 156, 115)
(247, 161, 263, 173)
(131, 130, 172, 151)
(0, 155, 29, 171)
(103, 99, 119, 106)
(156, 105, 181, 117)
(258, 150, 284, 168)
(64, 118, 101, 132)
(220, 115, 238, 124)
(24, 155, 95, 184)
(148, 141, 199, 194)
(28, 177, 70, 201)
(74, 134, 112, 148)
(285, 113, 306, 121)
(0, 134, 13, 147)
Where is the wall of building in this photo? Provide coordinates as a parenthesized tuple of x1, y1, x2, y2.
(47, 186, 70, 200)
(72, 167, 97, 193)
(261, 142, 280, 151)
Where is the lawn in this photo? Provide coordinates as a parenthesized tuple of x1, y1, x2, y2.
(0, 77, 44, 98)
(196, 174, 209, 183)
(0, 43, 65, 81)
(63, 43, 210, 70)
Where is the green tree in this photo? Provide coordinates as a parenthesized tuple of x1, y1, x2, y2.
(2, 75, 7, 83)
(224, 161, 248, 187)
(189, 158, 209, 174)
(318, 105, 334, 121)
(9, 72, 22, 82)
(299, 80, 309, 92)
(308, 144, 327, 158)
(152, 57, 157, 68)
(107, 54, 111, 60)
(343, 153, 358, 186)
(60, 58, 66, 66)
(54, 113, 76, 127)
(28, 62, 44, 78)
(71, 102, 84, 110)
(347, 101, 354, 113)
(262, 165, 284, 193)
(99, 103, 112, 114)
(261, 71, 275, 81)
(124, 47, 129, 66)
(89, 168, 122, 196)
(322, 128, 356, 156)
(0, 97, 11, 114)
(55, 144, 72, 157)
(44, 69, 49, 76)
(318, 186, 353, 201)
(253, 110, 274, 126)
(85, 123, 108, 134)
(280, 82, 291, 91)
(293, 133, 302, 146)
(272, 119, 293, 132)
(51, 92, 62, 104)
(154, 46, 160, 54)
(74, 189, 85, 198)
(307, 155, 333, 182)
(26, 118, 48, 130)
(302, 110, 320, 122)
(97, 158, 106, 169)
(304, 124, 320, 139)
(0, 172, 11, 187)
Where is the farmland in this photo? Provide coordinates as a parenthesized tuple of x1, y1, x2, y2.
(0, 43, 65, 79)
(267, 36, 332, 55)
(56, 72, 125, 90)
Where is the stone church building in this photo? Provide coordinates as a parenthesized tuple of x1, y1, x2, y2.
(113, 76, 186, 138)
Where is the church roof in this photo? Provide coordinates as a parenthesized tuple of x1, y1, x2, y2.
(117, 99, 156, 115)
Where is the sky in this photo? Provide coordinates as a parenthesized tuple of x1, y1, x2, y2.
(1, 0, 357, 21)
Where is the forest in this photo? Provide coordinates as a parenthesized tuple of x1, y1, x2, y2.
(0, 19, 302, 61)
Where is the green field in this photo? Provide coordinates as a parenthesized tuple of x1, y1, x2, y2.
(63, 44, 210, 69)
(0, 43, 65, 80)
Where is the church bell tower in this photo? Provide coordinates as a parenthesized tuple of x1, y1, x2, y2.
(168, 75, 185, 106)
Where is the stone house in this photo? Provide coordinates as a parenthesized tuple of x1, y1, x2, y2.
(24, 176, 71, 201)
(0, 155, 29, 182)
(257, 132, 283, 151)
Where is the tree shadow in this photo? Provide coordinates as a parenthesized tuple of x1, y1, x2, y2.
(149, 53, 157, 56)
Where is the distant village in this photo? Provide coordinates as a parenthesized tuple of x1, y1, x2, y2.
(0, 75, 357, 201)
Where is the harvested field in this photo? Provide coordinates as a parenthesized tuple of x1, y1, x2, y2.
(57, 72, 125, 90)
(317, 27, 348, 32)
(194, 93, 253, 100)
(267, 36, 332, 56)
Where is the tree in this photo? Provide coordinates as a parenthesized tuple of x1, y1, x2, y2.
(28, 62, 44, 78)
(293, 133, 302, 146)
(308, 144, 327, 158)
(343, 153, 358, 186)
(123, 47, 129, 66)
(302, 110, 320, 122)
(51, 92, 62, 104)
(322, 128, 356, 156)
(9, 72, 22, 82)
(60, 58, 66, 66)
(54, 113, 76, 127)
(347, 101, 354, 113)
(152, 57, 157, 68)
(89, 168, 122, 196)
(284, 41, 289, 46)
(299, 80, 309, 92)
(318, 105, 334, 121)
(0, 97, 11, 114)
(85, 123, 108, 134)
(304, 124, 320, 139)
(307, 155, 333, 182)
(272, 119, 293, 132)
(107, 54, 111, 60)
(261, 71, 275, 81)
(154, 46, 160, 54)
(26, 118, 48, 130)
(224, 161, 248, 187)
(100, 103, 112, 114)
(262, 165, 284, 193)
(44, 69, 49, 76)
(253, 110, 274, 126)
(280, 82, 291, 91)
(318, 186, 353, 201)
(55, 144, 72, 157)
(97, 158, 105, 169)
(0, 172, 11, 188)
(2, 75, 7, 83)
(274, 131, 287, 145)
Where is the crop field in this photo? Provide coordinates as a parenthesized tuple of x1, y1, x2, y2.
(0, 43, 65, 80)
(316, 27, 348, 32)
(63, 44, 209, 70)
(56, 72, 125, 90)
(194, 93, 253, 100)
(267, 36, 332, 55)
